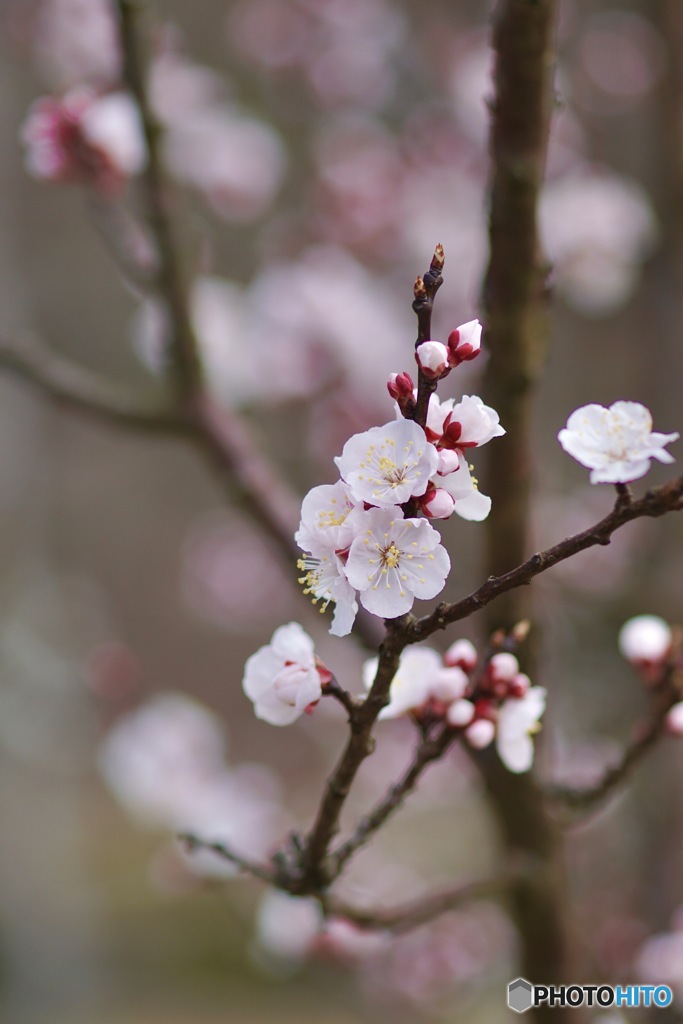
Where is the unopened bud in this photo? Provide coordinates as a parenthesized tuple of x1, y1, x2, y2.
(508, 673, 531, 699)
(447, 318, 482, 367)
(416, 340, 449, 378)
(422, 487, 455, 519)
(489, 652, 520, 682)
(447, 698, 475, 727)
(466, 717, 496, 749)
(667, 702, 683, 735)
(618, 615, 672, 666)
(414, 276, 427, 300)
(437, 448, 460, 475)
(444, 638, 478, 672)
(387, 371, 415, 400)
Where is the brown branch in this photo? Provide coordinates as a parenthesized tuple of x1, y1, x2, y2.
(331, 725, 456, 875)
(546, 677, 680, 818)
(322, 678, 361, 719)
(297, 623, 406, 891)
(0, 333, 183, 432)
(178, 833, 277, 885)
(323, 865, 524, 934)
(406, 478, 683, 645)
(116, 0, 202, 399)
(410, 245, 444, 429)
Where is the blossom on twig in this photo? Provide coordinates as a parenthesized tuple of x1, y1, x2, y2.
(242, 623, 326, 725)
(335, 418, 438, 508)
(558, 401, 678, 484)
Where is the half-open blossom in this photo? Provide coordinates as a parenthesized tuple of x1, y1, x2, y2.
(242, 623, 324, 725)
(447, 319, 482, 366)
(558, 401, 678, 483)
(420, 485, 456, 519)
(426, 394, 504, 449)
(416, 340, 449, 378)
(618, 614, 672, 665)
(22, 89, 146, 192)
(496, 687, 546, 773)
(335, 419, 438, 507)
(363, 647, 467, 719)
(345, 508, 450, 618)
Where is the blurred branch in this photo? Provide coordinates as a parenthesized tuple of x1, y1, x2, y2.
(117, 0, 202, 400)
(406, 477, 683, 645)
(178, 833, 277, 885)
(331, 724, 456, 875)
(323, 864, 526, 934)
(546, 670, 681, 820)
(0, 332, 183, 432)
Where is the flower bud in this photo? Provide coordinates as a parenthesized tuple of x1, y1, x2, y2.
(667, 702, 683, 735)
(387, 372, 416, 416)
(444, 638, 478, 672)
(618, 615, 672, 666)
(508, 673, 531, 699)
(416, 340, 449, 378)
(489, 652, 520, 682)
(447, 319, 482, 367)
(465, 717, 496, 749)
(447, 698, 475, 727)
(422, 487, 455, 519)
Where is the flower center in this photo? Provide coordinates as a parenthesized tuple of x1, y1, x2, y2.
(382, 542, 401, 569)
(377, 455, 406, 487)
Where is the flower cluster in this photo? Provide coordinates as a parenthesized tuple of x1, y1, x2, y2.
(294, 320, 503, 635)
(363, 641, 546, 773)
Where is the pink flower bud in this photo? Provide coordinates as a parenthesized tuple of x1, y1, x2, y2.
(618, 615, 672, 666)
(447, 698, 476, 727)
(465, 717, 496, 749)
(444, 638, 478, 672)
(508, 673, 531, 699)
(387, 371, 415, 400)
(447, 319, 482, 367)
(489, 652, 519, 682)
(667, 702, 683, 735)
(422, 487, 455, 519)
(416, 340, 449, 378)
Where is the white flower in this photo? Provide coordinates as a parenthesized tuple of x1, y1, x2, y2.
(345, 508, 450, 618)
(296, 542, 359, 637)
(437, 451, 492, 522)
(558, 401, 678, 484)
(416, 340, 449, 376)
(496, 687, 546, 773)
(295, 481, 361, 553)
(363, 646, 467, 719)
(256, 890, 321, 960)
(80, 92, 147, 175)
(335, 419, 438, 508)
(242, 623, 323, 725)
(619, 614, 672, 664)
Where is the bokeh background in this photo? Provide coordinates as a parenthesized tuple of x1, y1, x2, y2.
(1, 0, 683, 1021)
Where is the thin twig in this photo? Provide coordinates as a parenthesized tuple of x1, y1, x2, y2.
(332, 725, 456, 875)
(178, 833, 277, 885)
(410, 245, 444, 429)
(116, 0, 202, 399)
(546, 675, 680, 818)
(406, 478, 683, 645)
(323, 861, 528, 934)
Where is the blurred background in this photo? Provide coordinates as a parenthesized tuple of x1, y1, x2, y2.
(1, 0, 683, 1021)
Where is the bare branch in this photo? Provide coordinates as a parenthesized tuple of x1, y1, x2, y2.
(546, 673, 681, 819)
(178, 833, 277, 885)
(332, 725, 455, 875)
(323, 861, 527, 934)
(0, 333, 183, 432)
(116, 0, 202, 399)
(406, 478, 683, 645)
